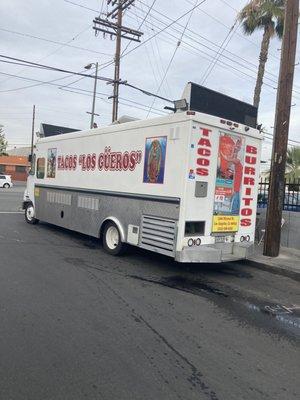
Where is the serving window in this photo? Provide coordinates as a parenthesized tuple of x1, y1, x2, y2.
(36, 157, 45, 179)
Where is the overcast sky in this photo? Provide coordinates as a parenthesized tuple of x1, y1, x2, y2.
(0, 0, 299, 165)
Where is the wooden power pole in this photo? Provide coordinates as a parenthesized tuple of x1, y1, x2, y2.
(264, 0, 299, 257)
(93, 0, 143, 123)
(112, 1, 122, 123)
(30, 104, 35, 166)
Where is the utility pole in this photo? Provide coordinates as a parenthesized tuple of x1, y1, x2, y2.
(85, 62, 100, 129)
(264, 0, 299, 257)
(112, 2, 122, 123)
(30, 105, 35, 167)
(93, 0, 143, 123)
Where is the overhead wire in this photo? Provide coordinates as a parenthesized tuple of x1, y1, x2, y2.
(0, 27, 112, 57)
(183, 0, 280, 62)
(136, 0, 300, 92)
(63, 0, 102, 13)
(61, 0, 299, 99)
(147, 0, 205, 116)
(201, 20, 240, 84)
(130, 1, 170, 99)
(126, 9, 277, 92)
(128, 6, 300, 100)
(0, 24, 92, 86)
(59, 87, 167, 116)
(133, 5, 275, 83)
(0, 54, 173, 103)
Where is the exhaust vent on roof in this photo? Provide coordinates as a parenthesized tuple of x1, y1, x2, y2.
(39, 123, 80, 138)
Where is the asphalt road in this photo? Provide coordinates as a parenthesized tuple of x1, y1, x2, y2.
(0, 183, 24, 212)
(0, 186, 299, 400)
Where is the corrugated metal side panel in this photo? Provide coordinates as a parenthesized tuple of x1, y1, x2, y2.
(140, 215, 176, 256)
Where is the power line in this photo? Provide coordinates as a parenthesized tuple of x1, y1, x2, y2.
(122, 0, 157, 57)
(131, 1, 171, 99)
(201, 20, 240, 84)
(126, 10, 276, 91)
(183, 0, 281, 62)
(63, 0, 103, 13)
(217, 0, 238, 12)
(62, 0, 291, 98)
(57, 59, 115, 91)
(147, 0, 205, 116)
(128, 6, 300, 99)
(0, 25, 94, 88)
(59, 87, 167, 116)
(0, 54, 173, 103)
(59, 85, 169, 113)
(136, 1, 299, 88)
(93, 0, 144, 122)
(0, 55, 115, 90)
(263, 131, 300, 145)
(120, 0, 210, 59)
(0, 69, 82, 93)
(0, 27, 112, 56)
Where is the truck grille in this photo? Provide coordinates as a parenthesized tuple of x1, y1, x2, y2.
(140, 215, 176, 256)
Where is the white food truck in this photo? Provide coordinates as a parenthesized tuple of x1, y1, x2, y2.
(23, 83, 262, 262)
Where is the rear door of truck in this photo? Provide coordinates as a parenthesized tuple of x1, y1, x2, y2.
(181, 117, 262, 253)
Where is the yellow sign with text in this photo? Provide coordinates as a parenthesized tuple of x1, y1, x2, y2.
(212, 215, 239, 233)
(34, 187, 40, 197)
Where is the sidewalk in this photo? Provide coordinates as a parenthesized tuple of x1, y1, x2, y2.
(248, 244, 300, 280)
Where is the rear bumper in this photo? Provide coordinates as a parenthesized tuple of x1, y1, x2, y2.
(175, 242, 254, 263)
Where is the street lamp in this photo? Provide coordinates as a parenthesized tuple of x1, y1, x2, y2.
(84, 62, 99, 129)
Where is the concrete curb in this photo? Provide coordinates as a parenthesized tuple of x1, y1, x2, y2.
(246, 259, 300, 282)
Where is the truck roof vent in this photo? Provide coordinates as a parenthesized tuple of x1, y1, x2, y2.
(39, 123, 80, 138)
(111, 115, 140, 125)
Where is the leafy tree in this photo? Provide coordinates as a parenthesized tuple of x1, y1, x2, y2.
(0, 127, 8, 156)
(285, 146, 300, 179)
(262, 146, 300, 182)
(238, 0, 285, 109)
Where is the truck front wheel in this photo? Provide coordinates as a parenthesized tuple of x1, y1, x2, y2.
(25, 203, 39, 225)
(102, 221, 125, 256)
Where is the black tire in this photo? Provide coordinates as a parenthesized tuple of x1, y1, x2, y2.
(3, 183, 10, 188)
(102, 221, 125, 256)
(25, 203, 39, 225)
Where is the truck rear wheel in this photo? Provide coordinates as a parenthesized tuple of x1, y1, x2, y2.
(25, 203, 39, 225)
(102, 221, 125, 256)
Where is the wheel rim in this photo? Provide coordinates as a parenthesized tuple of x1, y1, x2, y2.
(106, 226, 119, 250)
(26, 205, 34, 221)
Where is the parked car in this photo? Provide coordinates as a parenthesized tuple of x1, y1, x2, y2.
(0, 174, 13, 188)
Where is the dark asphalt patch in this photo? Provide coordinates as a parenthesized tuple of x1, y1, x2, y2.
(130, 274, 300, 342)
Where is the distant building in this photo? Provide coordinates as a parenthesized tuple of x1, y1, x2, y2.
(7, 146, 31, 157)
(0, 155, 30, 181)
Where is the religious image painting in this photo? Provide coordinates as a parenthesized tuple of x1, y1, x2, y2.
(143, 136, 167, 184)
(47, 148, 57, 178)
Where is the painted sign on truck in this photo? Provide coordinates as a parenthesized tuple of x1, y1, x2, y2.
(23, 97, 262, 263)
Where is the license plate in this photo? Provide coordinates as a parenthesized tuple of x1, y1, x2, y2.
(215, 236, 225, 243)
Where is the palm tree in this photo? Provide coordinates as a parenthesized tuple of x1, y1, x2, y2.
(262, 146, 300, 181)
(286, 146, 300, 179)
(238, 0, 285, 109)
(0, 127, 8, 156)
